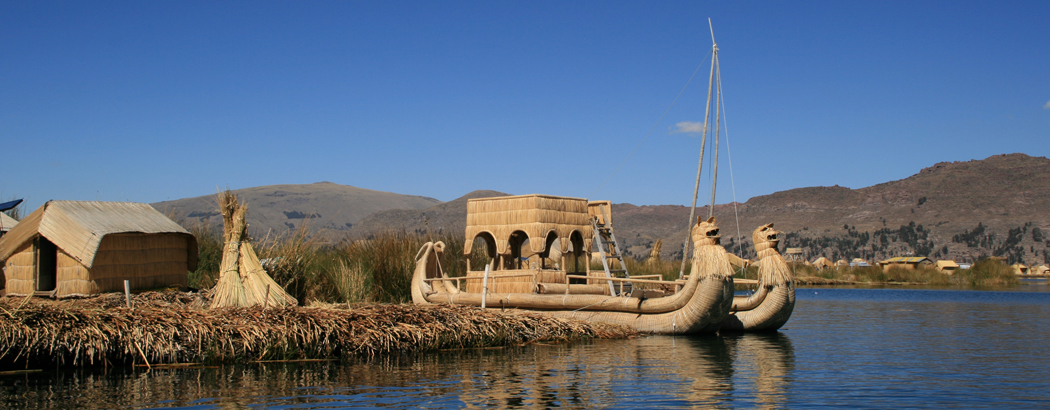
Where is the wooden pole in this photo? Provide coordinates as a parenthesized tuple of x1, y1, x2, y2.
(679, 22, 719, 279)
(124, 280, 131, 309)
(481, 263, 491, 309)
(709, 52, 721, 217)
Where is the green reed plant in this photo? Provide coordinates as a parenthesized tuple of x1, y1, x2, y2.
(257, 222, 336, 304)
(953, 258, 1018, 287)
(188, 223, 222, 290)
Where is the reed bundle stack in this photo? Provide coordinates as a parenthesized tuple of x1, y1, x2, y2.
(210, 191, 297, 308)
(646, 238, 662, 266)
(0, 296, 634, 366)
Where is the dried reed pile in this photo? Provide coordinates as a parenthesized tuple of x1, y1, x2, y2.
(210, 191, 297, 308)
(0, 297, 634, 367)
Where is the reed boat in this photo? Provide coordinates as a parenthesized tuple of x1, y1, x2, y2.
(411, 194, 734, 335)
(412, 20, 794, 334)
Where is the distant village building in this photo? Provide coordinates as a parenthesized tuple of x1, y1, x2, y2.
(878, 256, 934, 271)
(1011, 263, 1029, 276)
(0, 213, 17, 238)
(935, 260, 960, 275)
(1034, 265, 1050, 276)
(835, 259, 849, 267)
(849, 258, 871, 268)
(0, 201, 198, 298)
(784, 247, 804, 263)
(812, 257, 834, 270)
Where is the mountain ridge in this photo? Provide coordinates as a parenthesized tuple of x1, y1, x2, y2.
(154, 153, 1050, 266)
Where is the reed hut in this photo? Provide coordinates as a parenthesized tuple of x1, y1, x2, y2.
(935, 260, 960, 275)
(463, 195, 593, 293)
(1011, 263, 1029, 275)
(812, 257, 833, 270)
(878, 256, 933, 272)
(0, 213, 17, 238)
(1034, 265, 1050, 276)
(0, 201, 197, 298)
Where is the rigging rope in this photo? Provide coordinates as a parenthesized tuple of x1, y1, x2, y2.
(713, 57, 747, 281)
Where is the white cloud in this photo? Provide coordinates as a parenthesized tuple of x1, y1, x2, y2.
(670, 121, 704, 134)
(1044, 100, 1050, 109)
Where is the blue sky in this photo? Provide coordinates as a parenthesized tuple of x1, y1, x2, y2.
(3, 1, 1048, 213)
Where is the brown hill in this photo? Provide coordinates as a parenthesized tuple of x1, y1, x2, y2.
(152, 182, 442, 237)
(608, 153, 1050, 265)
(349, 190, 510, 237)
(154, 154, 1050, 266)
(346, 153, 1049, 266)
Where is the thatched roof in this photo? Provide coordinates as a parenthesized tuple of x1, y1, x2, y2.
(812, 257, 833, 267)
(0, 213, 16, 231)
(879, 256, 933, 265)
(936, 260, 959, 269)
(0, 200, 196, 269)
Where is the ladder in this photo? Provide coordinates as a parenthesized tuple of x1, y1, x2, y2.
(590, 202, 631, 296)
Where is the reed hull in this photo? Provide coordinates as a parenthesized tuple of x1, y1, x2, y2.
(720, 284, 795, 332)
(413, 241, 735, 335)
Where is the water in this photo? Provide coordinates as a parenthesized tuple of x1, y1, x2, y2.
(4, 283, 1050, 409)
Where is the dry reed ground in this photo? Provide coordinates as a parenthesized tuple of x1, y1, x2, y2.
(0, 291, 634, 368)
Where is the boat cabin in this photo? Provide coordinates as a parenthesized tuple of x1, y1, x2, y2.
(463, 194, 598, 293)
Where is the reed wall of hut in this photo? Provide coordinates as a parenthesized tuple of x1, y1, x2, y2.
(878, 257, 934, 272)
(0, 201, 197, 298)
(464, 195, 594, 272)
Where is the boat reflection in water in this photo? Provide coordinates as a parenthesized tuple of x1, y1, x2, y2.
(1, 334, 795, 409)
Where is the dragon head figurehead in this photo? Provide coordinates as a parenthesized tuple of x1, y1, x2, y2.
(753, 223, 781, 257)
(692, 216, 721, 247)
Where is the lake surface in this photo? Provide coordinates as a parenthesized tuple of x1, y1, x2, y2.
(4, 282, 1050, 409)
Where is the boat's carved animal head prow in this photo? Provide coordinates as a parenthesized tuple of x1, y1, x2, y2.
(754, 223, 781, 257)
(693, 216, 721, 246)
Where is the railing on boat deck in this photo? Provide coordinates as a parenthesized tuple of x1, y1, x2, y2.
(568, 274, 686, 296)
(426, 270, 749, 296)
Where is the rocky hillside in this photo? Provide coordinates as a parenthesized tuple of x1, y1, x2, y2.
(152, 182, 441, 237)
(343, 153, 1050, 266)
(154, 154, 1050, 266)
(349, 190, 510, 238)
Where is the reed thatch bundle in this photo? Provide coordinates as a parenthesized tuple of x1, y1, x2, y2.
(210, 191, 297, 308)
(646, 238, 662, 266)
(0, 297, 634, 367)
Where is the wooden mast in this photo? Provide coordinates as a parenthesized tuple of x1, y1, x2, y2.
(679, 18, 720, 279)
